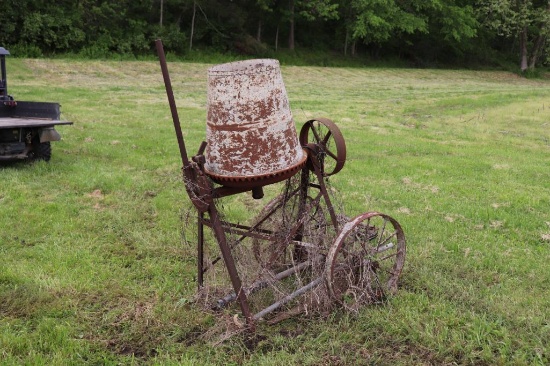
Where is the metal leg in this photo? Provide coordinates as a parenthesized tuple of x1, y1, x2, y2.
(293, 168, 310, 260)
(208, 205, 254, 329)
(253, 277, 323, 320)
(313, 163, 339, 232)
(197, 211, 204, 289)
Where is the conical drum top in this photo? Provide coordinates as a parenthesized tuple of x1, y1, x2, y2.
(204, 59, 306, 188)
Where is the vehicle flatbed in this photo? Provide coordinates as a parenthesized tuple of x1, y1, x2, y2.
(0, 101, 72, 161)
(1, 46, 72, 161)
(0, 117, 72, 129)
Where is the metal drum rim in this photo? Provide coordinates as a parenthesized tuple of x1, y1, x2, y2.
(204, 148, 308, 189)
(208, 59, 280, 76)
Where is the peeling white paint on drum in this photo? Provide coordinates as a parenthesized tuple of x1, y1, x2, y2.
(204, 59, 304, 178)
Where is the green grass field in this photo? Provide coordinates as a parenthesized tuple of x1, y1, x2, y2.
(1, 58, 549, 365)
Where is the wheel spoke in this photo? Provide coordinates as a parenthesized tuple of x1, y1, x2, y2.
(377, 231, 397, 249)
(378, 251, 398, 262)
(377, 218, 388, 247)
(322, 130, 332, 144)
(311, 123, 323, 143)
(362, 265, 386, 299)
(324, 148, 338, 160)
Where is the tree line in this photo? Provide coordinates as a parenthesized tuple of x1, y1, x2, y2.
(1, 0, 549, 71)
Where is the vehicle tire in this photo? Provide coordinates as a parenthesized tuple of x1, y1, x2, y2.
(32, 142, 52, 161)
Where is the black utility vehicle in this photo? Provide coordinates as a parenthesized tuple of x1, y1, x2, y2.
(0, 47, 72, 161)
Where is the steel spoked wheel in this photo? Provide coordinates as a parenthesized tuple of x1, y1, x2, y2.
(325, 212, 406, 310)
(299, 118, 346, 176)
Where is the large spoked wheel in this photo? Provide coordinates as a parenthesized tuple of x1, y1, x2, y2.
(299, 118, 346, 176)
(325, 212, 406, 310)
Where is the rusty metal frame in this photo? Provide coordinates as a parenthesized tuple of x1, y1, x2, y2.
(156, 39, 405, 330)
(157, 40, 254, 326)
(196, 169, 336, 277)
(157, 38, 341, 327)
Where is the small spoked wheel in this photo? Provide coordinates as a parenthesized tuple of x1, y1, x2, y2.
(299, 118, 346, 176)
(325, 212, 406, 310)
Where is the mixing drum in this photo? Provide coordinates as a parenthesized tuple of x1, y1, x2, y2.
(204, 59, 306, 188)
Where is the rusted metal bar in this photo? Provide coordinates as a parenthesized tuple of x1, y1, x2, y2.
(215, 260, 311, 309)
(292, 166, 311, 260)
(208, 205, 254, 328)
(253, 277, 323, 320)
(312, 159, 339, 232)
(200, 185, 303, 269)
(155, 39, 189, 166)
(197, 211, 204, 289)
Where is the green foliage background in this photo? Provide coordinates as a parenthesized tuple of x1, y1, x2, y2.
(1, 0, 549, 71)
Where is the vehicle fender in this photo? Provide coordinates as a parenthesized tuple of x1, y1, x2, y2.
(39, 127, 61, 142)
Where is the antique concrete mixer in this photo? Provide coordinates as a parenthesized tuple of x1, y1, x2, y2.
(156, 40, 406, 330)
